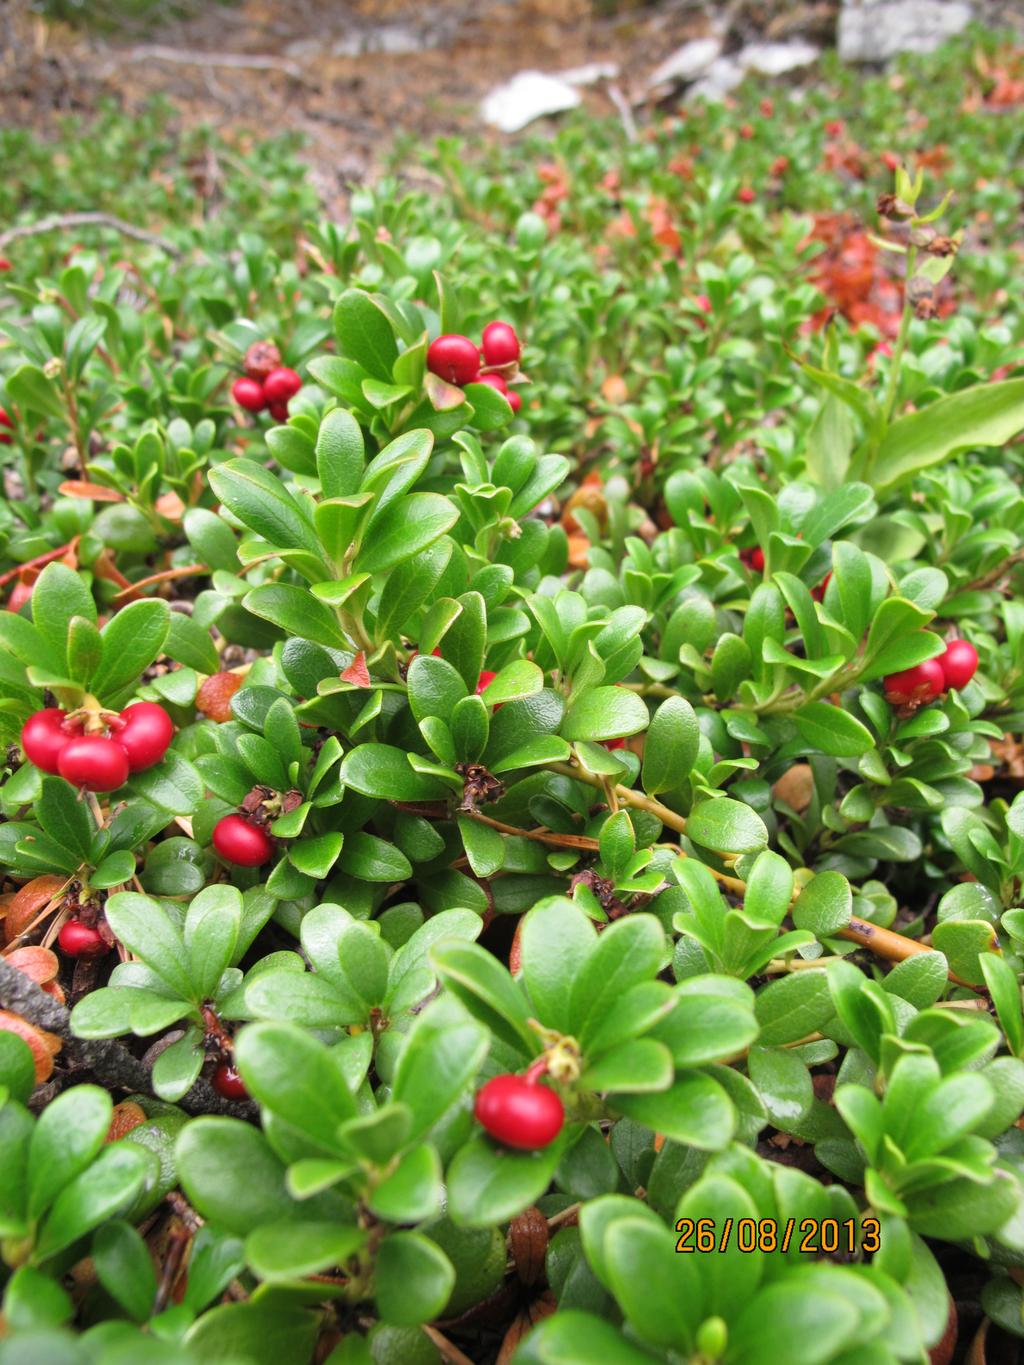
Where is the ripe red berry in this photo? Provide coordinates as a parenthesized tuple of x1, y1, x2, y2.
(21, 708, 76, 774)
(739, 123, 754, 139)
(212, 1062, 248, 1100)
(476, 373, 509, 396)
(750, 547, 765, 572)
(481, 321, 521, 368)
(267, 400, 290, 422)
(212, 814, 273, 867)
(696, 294, 712, 314)
(57, 735, 130, 792)
(939, 639, 979, 691)
(474, 1073, 564, 1150)
(58, 920, 106, 957)
(760, 98, 774, 117)
(263, 367, 302, 403)
(0, 407, 12, 446)
(882, 152, 901, 172)
(117, 702, 174, 772)
(811, 571, 832, 603)
(883, 658, 945, 706)
(507, 389, 523, 414)
(476, 670, 498, 694)
(0, 258, 11, 271)
(602, 738, 626, 751)
(427, 335, 481, 386)
(231, 377, 266, 412)
(737, 187, 756, 204)
(771, 155, 789, 176)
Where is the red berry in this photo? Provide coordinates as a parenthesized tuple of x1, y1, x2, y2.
(771, 156, 789, 176)
(231, 378, 266, 412)
(939, 639, 978, 691)
(21, 708, 76, 774)
(750, 547, 765, 572)
(476, 373, 509, 396)
(476, 670, 498, 694)
(0, 407, 12, 446)
(883, 658, 945, 706)
(507, 389, 523, 414)
(117, 702, 174, 772)
(882, 152, 901, 172)
(481, 321, 521, 368)
(602, 738, 626, 751)
(58, 920, 106, 958)
(739, 123, 754, 139)
(57, 735, 130, 792)
(427, 335, 480, 386)
(738, 187, 756, 204)
(760, 98, 774, 117)
(474, 1073, 564, 1150)
(212, 1062, 248, 1100)
(696, 294, 712, 314)
(212, 814, 273, 867)
(267, 400, 290, 421)
(0, 258, 11, 271)
(263, 367, 302, 403)
(811, 571, 832, 603)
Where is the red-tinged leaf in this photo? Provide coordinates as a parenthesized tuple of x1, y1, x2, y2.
(341, 651, 371, 687)
(58, 481, 125, 503)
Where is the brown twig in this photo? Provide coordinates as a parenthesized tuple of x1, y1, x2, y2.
(839, 916, 982, 991)
(466, 811, 599, 851)
(112, 563, 205, 600)
(0, 540, 77, 589)
(421, 1326, 478, 1365)
(102, 44, 310, 84)
(0, 212, 181, 258)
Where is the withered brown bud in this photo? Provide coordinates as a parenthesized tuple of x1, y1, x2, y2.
(906, 276, 935, 305)
(510, 1206, 549, 1286)
(909, 226, 936, 248)
(926, 235, 959, 257)
(914, 298, 940, 320)
(876, 193, 914, 221)
(244, 340, 282, 382)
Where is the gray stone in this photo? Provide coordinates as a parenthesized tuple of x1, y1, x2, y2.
(838, 0, 974, 62)
(481, 71, 582, 133)
(647, 37, 723, 91)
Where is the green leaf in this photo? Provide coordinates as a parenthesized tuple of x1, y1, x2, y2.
(93, 600, 171, 699)
(35, 1144, 154, 1261)
(103, 891, 194, 999)
(873, 378, 1024, 493)
(562, 687, 648, 743)
(334, 289, 399, 382)
(392, 999, 489, 1141)
(687, 799, 768, 855)
(792, 703, 874, 757)
(208, 459, 325, 566)
(126, 750, 203, 816)
(37, 776, 93, 861)
(447, 1132, 568, 1227)
(30, 564, 95, 672)
(615, 1073, 735, 1150)
(368, 1144, 443, 1223)
(792, 872, 852, 938)
(28, 1085, 111, 1221)
(92, 1220, 158, 1322)
(339, 744, 447, 802)
(641, 696, 699, 796)
(185, 1300, 319, 1365)
(747, 1046, 813, 1129)
(243, 584, 347, 649)
(354, 493, 459, 574)
(245, 1220, 364, 1281)
(375, 1231, 454, 1325)
(165, 612, 221, 674)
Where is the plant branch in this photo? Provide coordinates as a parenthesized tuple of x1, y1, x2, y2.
(0, 212, 181, 259)
(0, 960, 256, 1116)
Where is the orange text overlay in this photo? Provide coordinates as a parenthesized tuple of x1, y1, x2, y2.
(674, 1217, 881, 1255)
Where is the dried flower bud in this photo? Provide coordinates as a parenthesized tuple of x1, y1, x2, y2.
(907, 275, 935, 305)
(510, 1206, 549, 1286)
(243, 340, 282, 382)
(926, 235, 959, 257)
(876, 193, 914, 220)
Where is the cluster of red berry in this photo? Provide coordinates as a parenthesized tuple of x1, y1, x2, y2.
(21, 702, 174, 792)
(426, 321, 524, 412)
(0, 406, 13, 445)
(740, 547, 832, 601)
(230, 341, 302, 420)
(883, 639, 978, 706)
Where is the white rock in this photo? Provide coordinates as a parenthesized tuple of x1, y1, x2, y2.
(838, 0, 973, 62)
(740, 40, 821, 76)
(559, 61, 620, 87)
(687, 56, 746, 102)
(647, 37, 723, 90)
(481, 71, 582, 133)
